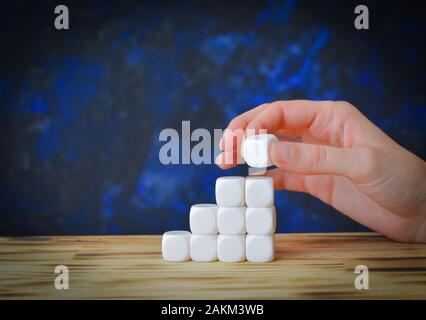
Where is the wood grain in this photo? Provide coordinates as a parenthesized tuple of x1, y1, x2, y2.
(0, 233, 425, 299)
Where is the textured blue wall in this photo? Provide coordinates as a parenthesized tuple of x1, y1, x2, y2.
(0, 0, 425, 235)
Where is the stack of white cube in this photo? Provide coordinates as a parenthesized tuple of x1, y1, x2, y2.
(162, 133, 278, 263)
(162, 176, 276, 263)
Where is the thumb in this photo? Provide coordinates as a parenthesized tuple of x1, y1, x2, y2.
(271, 141, 375, 179)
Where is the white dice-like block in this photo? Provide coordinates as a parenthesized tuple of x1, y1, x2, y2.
(245, 176, 274, 207)
(215, 176, 245, 207)
(190, 204, 218, 234)
(246, 207, 276, 235)
(242, 134, 279, 168)
(246, 234, 274, 262)
(162, 231, 191, 262)
(217, 207, 246, 235)
(217, 235, 246, 262)
(190, 234, 218, 262)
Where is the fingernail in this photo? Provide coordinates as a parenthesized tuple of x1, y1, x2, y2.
(219, 131, 230, 151)
(218, 138, 224, 151)
(215, 153, 223, 165)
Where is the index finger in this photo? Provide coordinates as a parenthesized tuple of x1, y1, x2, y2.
(246, 100, 322, 135)
(220, 103, 270, 151)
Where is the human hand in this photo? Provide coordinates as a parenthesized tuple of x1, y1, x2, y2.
(216, 100, 426, 243)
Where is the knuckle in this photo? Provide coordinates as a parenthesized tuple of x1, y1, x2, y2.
(284, 143, 299, 163)
(260, 102, 272, 108)
(355, 146, 380, 181)
(268, 101, 282, 110)
(339, 101, 358, 115)
(321, 100, 337, 106)
(308, 145, 327, 168)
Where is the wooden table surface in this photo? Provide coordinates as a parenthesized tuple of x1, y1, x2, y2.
(0, 233, 425, 299)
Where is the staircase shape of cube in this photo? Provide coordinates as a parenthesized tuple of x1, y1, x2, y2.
(162, 176, 276, 263)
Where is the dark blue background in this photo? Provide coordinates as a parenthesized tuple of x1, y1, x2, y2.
(1, 0, 425, 235)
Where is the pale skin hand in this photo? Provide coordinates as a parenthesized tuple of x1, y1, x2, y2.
(216, 100, 426, 243)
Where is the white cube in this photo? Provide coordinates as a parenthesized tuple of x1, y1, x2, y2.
(217, 207, 246, 235)
(215, 176, 245, 207)
(246, 234, 274, 262)
(246, 207, 276, 235)
(190, 234, 218, 262)
(245, 176, 274, 207)
(217, 235, 246, 262)
(242, 134, 279, 168)
(189, 204, 218, 234)
(162, 231, 191, 262)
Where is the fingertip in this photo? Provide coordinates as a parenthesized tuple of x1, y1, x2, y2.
(216, 161, 237, 170)
(270, 141, 280, 163)
(218, 137, 224, 151)
(215, 153, 234, 170)
(215, 153, 223, 165)
(270, 141, 292, 170)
